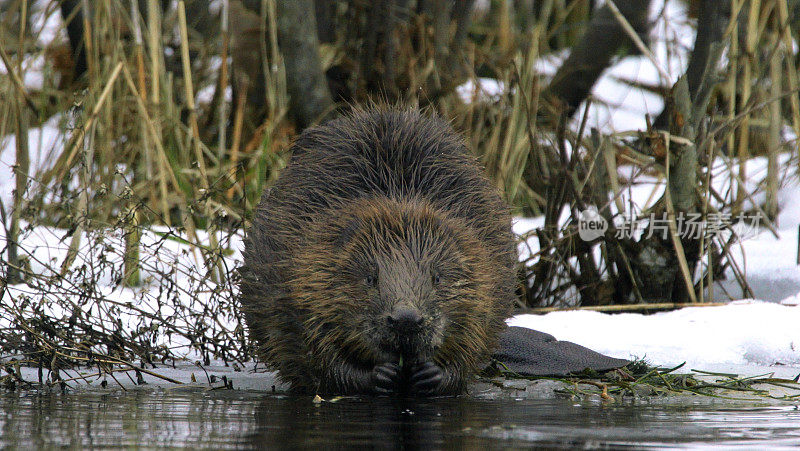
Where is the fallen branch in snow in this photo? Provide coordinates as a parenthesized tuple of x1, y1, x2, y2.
(522, 301, 733, 315)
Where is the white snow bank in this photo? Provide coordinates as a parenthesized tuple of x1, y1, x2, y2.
(0, 115, 65, 214)
(510, 300, 800, 369)
(456, 78, 505, 103)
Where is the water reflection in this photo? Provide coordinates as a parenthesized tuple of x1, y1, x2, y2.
(250, 396, 490, 448)
(248, 395, 800, 448)
(1, 390, 800, 448)
(0, 390, 259, 449)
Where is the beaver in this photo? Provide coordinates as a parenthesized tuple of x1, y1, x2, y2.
(239, 107, 518, 395)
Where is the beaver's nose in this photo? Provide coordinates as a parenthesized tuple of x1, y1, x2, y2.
(387, 306, 423, 331)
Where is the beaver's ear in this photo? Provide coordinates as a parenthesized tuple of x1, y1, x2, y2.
(333, 217, 361, 248)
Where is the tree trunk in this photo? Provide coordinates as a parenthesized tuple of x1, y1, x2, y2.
(541, 0, 651, 118)
(8, 98, 29, 284)
(275, 0, 333, 127)
(653, 0, 731, 129)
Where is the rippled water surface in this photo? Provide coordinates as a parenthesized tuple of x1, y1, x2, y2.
(2, 390, 800, 449)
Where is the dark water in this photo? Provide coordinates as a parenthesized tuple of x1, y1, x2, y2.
(2, 390, 800, 449)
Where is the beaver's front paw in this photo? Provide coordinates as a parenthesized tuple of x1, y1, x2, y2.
(409, 361, 444, 396)
(371, 362, 402, 394)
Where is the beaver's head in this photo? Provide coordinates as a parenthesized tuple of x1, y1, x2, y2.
(291, 197, 500, 371)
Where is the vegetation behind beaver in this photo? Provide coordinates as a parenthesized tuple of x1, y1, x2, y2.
(240, 107, 517, 395)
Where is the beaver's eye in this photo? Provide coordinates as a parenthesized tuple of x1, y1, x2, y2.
(365, 274, 377, 288)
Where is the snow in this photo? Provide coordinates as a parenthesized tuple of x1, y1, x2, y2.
(456, 78, 505, 103)
(0, 53, 46, 90)
(510, 300, 800, 370)
(196, 84, 232, 105)
(0, 2, 65, 90)
(0, 115, 64, 210)
(31, 3, 66, 46)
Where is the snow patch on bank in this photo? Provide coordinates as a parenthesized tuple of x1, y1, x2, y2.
(510, 301, 800, 370)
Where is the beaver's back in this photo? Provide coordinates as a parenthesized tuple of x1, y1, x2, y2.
(247, 108, 515, 269)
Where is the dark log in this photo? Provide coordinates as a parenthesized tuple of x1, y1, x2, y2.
(275, 0, 334, 127)
(653, 0, 731, 129)
(447, 0, 476, 77)
(541, 0, 652, 118)
(60, 0, 88, 80)
(314, 0, 335, 43)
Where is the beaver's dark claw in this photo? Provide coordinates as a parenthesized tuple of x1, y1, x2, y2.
(409, 361, 444, 395)
(372, 362, 402, 393)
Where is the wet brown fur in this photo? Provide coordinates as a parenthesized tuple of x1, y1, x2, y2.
(239, 107, 517, 394)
